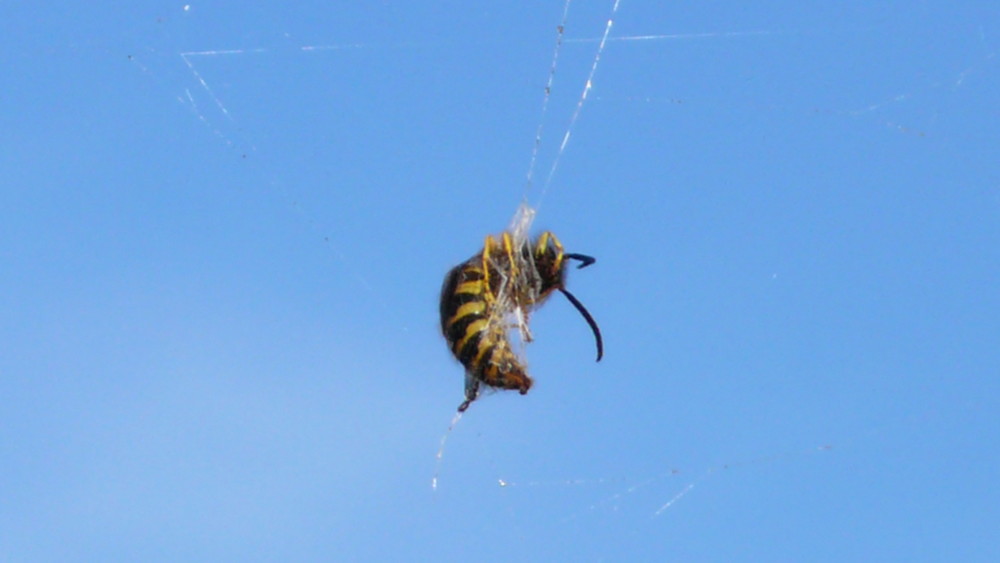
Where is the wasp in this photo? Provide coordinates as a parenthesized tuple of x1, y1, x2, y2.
(440, 230, 603, 412)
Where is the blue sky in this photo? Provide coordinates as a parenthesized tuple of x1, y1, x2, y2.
(3, 1, 999, 560)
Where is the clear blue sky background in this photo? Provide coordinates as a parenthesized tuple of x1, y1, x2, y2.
(3, 1, 999, 561)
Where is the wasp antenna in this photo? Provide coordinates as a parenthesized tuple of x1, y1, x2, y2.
(565, 253, 596, 269)
(558, 288, 603, 361)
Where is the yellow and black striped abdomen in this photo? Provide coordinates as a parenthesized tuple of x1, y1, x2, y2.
(439, 262, 489, 361)
(440, 259, 532, 411)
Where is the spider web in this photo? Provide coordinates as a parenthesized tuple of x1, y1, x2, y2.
(5, 2, 998, 560)
(130, 2, 1000, 557)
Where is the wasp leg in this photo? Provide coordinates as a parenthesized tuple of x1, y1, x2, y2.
(534, 231, 554, 256)
(480, 235, 500, 298)
(501, 232, 520, 278)
(459, 370, 480, 412)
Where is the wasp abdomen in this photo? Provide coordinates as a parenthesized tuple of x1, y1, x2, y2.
(441, 260, 533, 411)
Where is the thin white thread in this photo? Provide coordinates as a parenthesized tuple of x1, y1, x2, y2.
(653, 483, 696, 516)
(173, 48, 404, 329)
(536, 0, 621, 210)
(567, 29, 777, 42)
(180, 52, 234, 120)
(431, 410, 465, 490)
(524, 0, 573, 197)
